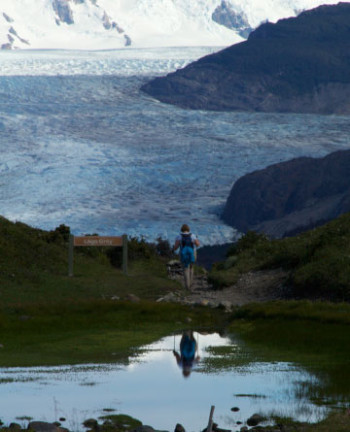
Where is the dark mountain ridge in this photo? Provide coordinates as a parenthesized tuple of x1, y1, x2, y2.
(222, 149, 350, 238)
(141, 3, 350, 114)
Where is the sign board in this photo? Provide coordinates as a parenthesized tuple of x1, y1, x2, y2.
(74, 236, 123, 247)
(68, 234, 128, 277)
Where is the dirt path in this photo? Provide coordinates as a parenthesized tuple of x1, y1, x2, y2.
(164, 260, 289, 309)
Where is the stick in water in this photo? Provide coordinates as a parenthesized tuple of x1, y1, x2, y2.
(206, 405, 215, 432)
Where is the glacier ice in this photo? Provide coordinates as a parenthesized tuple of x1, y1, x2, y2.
(0, 49, 350, 245)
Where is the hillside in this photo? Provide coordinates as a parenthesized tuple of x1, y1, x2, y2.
(209, 212, 350, 302)
(141, 3, 350, 114)
(222, 149, 350, 238)
(0, 216, 179, 307)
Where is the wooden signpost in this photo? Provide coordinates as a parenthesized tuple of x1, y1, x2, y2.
(68, 234, 128, 277)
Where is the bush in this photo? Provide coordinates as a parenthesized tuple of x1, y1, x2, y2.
(155, 237, 173, 258)
(209, 213, 350, 300)
(43, 224, 71, 244)
(227, 231, 270, 256)
(106, 237, 157, 268)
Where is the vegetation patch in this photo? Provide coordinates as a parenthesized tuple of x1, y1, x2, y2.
(209, 213, 350, 301)
(232, 300, 350, 325)
(0, 300, 222, 367)
(235, 393, 267, 399)
(0, 216, 180, 308)
(97, 414, 142, 431)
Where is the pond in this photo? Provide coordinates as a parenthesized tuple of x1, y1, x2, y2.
(0, 330, 347, 431)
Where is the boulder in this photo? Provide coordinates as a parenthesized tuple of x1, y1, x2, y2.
(132, 427, 155, 432)
(174, 424, 185, 432)
(246, 414, 265, 427)
(82, 419, 98, 430)
(125, 294, 140, 302)
(9, 424, 21, 431)
(27, 422, 59, 432)
(222, 149, 350, 238)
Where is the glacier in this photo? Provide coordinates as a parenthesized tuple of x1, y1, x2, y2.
(0, 49, 350, 245)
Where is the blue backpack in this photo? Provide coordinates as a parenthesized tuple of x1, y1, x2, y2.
(180, 234, 195, 268)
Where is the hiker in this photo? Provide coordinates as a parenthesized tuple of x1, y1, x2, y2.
(173, 224, 200, 290)
(173, 330, 200, 378)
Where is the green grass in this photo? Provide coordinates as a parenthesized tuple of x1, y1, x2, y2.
(232, 300, 350, 325)
(265, 411, 350, 432)
(0, 300, 222, 366)
(209, 213, 350, 301)
(2, 216, 350, 431)
(0, 216, 227, 366)
(0, 216, 180, 307)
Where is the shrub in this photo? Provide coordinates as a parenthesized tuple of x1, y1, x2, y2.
(209, 213, 350, 300)
(227, 231, 269, 256)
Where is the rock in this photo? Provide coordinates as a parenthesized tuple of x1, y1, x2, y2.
(167, 260, 183, 279)
(212, 425, 231, 432)
(218, 301, 232, 312)
(132, 427, 155, 432)
(9, 423, 21, 431)
(27, 422, 59, 432)
(246, 413, 265, 426)
(212, 1, 252, 38)
(231, 407, 240, 412)
(125, 294, 140, 302)
(197, 299, 210, 307)
(1, 43, 12, 50)
(222, 149, 350, 238)
(141, 3, 350, 115)
(240, 427, 248, 432)
(174, 424, 185, 432)
(124, 35, 132, 47)
(156, 292, 180, 303)
(52, 0, 74, 25)
(82, 419, 98, 429)
(3, 13, 14, 23)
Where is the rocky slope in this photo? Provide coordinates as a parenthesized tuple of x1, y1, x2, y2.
(141, 3, 350, 114)
(222, 149, 350, 238)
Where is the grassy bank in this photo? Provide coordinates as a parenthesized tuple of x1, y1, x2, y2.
(0, 300, 222, 366)
(0, 216, 226, 366)
(209, 212, 350, 301)
(0, 216, 181, 306)
(1, 215, 350, 369)
(252, 411, 350, 432)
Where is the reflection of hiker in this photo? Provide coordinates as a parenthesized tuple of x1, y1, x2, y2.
(173, 224, 200, 290)
(173, 331, 200, 378)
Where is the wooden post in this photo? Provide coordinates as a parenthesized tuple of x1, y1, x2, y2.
(68, 234, 74, 277)
(122, 234, 128, 275)
(206, 406, 215, 432)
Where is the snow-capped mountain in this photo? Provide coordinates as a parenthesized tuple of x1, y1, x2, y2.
(0, 0, 349, 50)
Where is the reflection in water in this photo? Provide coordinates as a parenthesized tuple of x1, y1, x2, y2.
(173, 331, 200, 378)
(0, 331, 339, 431)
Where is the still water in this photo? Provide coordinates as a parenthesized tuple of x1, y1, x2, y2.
(0, 332, 334, 431)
